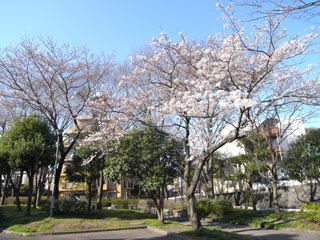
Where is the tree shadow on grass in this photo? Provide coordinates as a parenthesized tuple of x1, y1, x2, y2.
(218, 209, 299, 228)
(0, 205, 48, 230)
(179, 227, 305, 240)
(55, 209, 157, 220)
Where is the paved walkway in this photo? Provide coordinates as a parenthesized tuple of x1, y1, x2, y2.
(202, 221, 320, 240)
(1, 221, 320, 240)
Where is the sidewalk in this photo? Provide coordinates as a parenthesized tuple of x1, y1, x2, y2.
(186, 220, 320, 240)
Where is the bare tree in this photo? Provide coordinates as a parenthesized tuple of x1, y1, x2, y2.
(0, 37, 113, 199)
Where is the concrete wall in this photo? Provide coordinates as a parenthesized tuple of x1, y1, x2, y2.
(166, 182, 320, 209)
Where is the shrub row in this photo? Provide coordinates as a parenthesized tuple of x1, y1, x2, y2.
(41, 199, 87, 215)
(39, 198, 141, 214)
(101, 198, 139, 208)
(300, 202, 320, 222)
(196, 200, 233, 218)
(4, 196, 50, 205)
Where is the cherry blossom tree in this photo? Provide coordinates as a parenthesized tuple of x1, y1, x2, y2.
(0, 97, 28, 135)
(0, 37, 113, 199)
(100, 11, 320, 228)
(229, 0, 320, 20)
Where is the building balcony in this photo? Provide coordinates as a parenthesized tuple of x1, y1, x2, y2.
(265, 128, 279, 138)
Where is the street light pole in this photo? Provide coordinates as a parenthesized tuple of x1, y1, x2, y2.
(50, 129, 62, 218)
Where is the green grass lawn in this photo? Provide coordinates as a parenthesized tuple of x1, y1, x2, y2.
(0, 205, 159, 233)
(0, 205, 257, 240)
(217, 208, 320, 231)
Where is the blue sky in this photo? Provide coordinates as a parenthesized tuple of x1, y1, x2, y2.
(0, 0, 225, 61)
(0, 0, 314, 60)
(0, 0, 319, 127)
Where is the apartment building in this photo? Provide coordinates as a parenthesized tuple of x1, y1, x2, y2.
(58, 116, 139, 199)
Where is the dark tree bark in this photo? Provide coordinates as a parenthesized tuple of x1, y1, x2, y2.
(309, 179, 319, 202)
(268, 186, 273, 208)
(148, 188, 165, 226)
(9, 170, 23, 212)
(272, 171, 281, 216)
(203, 155, 215, 199)
(183, 117, 202, 230)
(0, 174, 9, 205)
(33, 172, 39, 209)
(54, 132, 81, 200)
(26, 171, 34, 216)
(87, 180, 92, 213)
(248, 181, 257, 211)
(234, 190, 241, 207)
(96, 170, 104, 210)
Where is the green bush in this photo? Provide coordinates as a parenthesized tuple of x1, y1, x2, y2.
(101, 198, 139, 208)
(212, 200, 233, 217)
(39, 198, 50, 209)
(300, 202, 320, 222)
(196, 200, 233, 218)
(42, 199, 87, 215)
(196, 200, 212, 219)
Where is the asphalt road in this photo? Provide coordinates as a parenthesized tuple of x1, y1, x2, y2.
(0, 229, 176, 240)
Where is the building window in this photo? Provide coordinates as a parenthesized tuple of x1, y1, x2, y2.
(127, 179, 134, 189)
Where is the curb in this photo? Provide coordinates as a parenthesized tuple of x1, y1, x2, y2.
(3, 226, 148, 237)
(3, 225, 192, 239)
(147, 226, 192, 240)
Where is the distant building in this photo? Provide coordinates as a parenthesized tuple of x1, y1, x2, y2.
(213, 118, 306, 194)
(58, 116, 140, 199)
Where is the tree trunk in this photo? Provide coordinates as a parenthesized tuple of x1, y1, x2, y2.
(154, 192, 165, 226)
(184, 161, 201, 229)
(186, 193, 201, 229)
(36, 167, 46, 207)
(272, 174, 281, 216)
(148, 189, 165, 226)
(183, 117, 202, 230)
(0, 174, 2, 203)
(268, 186, 273, 208)
(26, 171, 34, 216)
(33, 172, 39, 208)
(96, 170, 104, 210)
(156, 207, 164, 225)
(15, 172, 23, 212)
(53, 157, 64, 200)
(87, 181, 92, 213)
(138, 182, 141, 198)
(310, 179, 317, 202)
(232, 180, 242, 207)
(54, 131, 81, 200)
(207, 156, 215, 199)
(249, 182, 257, 211)
(0, 174, 9, 205)
(234, 191, 241, 206)
(203, 156, 215, 200)
(206, 121, 215, 199)
(244, 190, 249, 209)
(9, 170, 23, 212)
